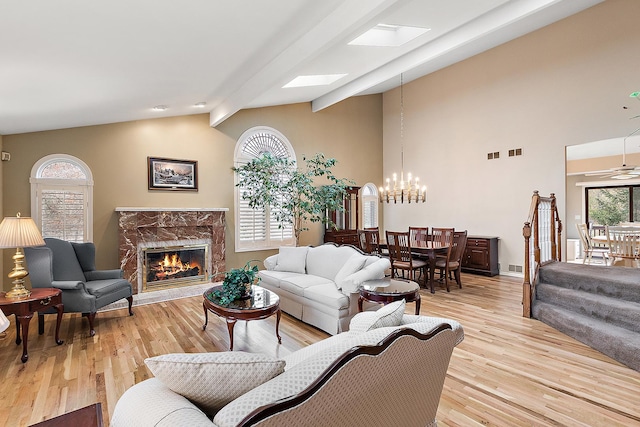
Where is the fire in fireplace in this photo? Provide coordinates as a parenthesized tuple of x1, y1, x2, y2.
(143, 244, 209, 291)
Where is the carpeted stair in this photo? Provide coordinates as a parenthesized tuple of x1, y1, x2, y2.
(533, 262, 640, 371)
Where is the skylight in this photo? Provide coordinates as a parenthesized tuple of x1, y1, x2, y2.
(283, 74, 347, 88)
(348, 23, 430, 47)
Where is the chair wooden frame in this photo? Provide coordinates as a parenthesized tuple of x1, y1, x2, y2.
(409, 226, 429, 259)
(606, 225, 640, 267)
(385, 231, 428, 284)
(435, 230, 468, 291)
(409, 227, 430, 245)
(576, 223, 609, 265)
(431, 227, 455, 246)
(358, 229, 382, 255)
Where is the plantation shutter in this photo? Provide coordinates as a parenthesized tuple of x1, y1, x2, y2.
(238, 196, 267, 244)
(362, 184, 379, 229)
(235, 127, 296, 251)
(40, 188, 86, 242)
(363, 199, 377, 229)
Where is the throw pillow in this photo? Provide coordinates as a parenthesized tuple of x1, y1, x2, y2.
(145, 352, 286, 415)
(274, 246, 309, 274)
(334, 254, 367, 289)
(349, 299, 406, 333)
(339, 258, 390, 293)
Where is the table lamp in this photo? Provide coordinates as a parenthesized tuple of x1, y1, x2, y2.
(0, 213, 45, 299)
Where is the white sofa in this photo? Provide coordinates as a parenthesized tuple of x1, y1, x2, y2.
(258, 243, 391, 334)
(111, 302, 464, 427)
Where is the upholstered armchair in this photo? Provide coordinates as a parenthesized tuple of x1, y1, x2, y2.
(24, 238, 133, 336)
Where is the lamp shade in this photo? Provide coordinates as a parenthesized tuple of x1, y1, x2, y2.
(0, 214, 45, 248)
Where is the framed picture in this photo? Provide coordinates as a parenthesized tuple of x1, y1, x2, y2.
(148, 157, 198, 191)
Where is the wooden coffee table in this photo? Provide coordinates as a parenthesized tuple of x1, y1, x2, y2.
(358, 278, 421, 315)
(203, 285, 281, 350)
(0, 287, 64, 363)
(29, 403, 103, 427)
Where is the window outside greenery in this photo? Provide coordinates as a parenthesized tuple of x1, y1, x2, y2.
(586, 185, 639, 225)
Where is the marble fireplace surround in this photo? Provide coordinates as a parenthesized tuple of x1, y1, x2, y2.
(116, 207, 227, 294)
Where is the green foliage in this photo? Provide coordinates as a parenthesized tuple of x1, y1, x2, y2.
(211, 261, 259, 306)
(233, 152, 354, 243)
(588, 187, 629, 226)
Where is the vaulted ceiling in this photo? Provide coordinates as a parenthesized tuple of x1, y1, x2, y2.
(0, 0, 603, 135)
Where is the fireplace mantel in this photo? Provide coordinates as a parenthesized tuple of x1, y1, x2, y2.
(116, 207, 228, 212)
(117, 208, 226, 294)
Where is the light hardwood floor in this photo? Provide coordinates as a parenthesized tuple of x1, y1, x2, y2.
(1, 273, 639, 426)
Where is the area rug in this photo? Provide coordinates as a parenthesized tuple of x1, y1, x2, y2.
(98, 282, 219, 312)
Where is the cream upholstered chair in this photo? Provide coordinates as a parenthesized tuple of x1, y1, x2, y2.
(111, 310, 464, 427)
(25, 238, 133, 336)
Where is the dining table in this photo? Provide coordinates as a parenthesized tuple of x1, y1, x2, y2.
(379, 241, 450, 294)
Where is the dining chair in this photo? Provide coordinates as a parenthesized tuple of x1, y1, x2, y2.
(431, 227, 454, 246)
(358, 229, 382, 255)
(409, 226, 430, 259)
(385, 231, 428, 284)
(435, 230, 468, 291)
(576, 223, 609, 265)
(606, 225, 640, 267)
(431, 227, 455, 288)
(409, 227, 430, 244)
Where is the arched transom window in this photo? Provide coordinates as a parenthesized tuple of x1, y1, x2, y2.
(30, 154, 94, 242)
(235, 126, 296, 251)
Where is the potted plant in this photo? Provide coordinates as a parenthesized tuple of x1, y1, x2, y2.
(210, 261, 260, 306)
(233, 152, 354, 244)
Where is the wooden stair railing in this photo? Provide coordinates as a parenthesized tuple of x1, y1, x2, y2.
(522, 191, 563, 318)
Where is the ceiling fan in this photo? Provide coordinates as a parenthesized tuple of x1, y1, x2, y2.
(586, 92, 640, 180)
(585, 133, 640, 180)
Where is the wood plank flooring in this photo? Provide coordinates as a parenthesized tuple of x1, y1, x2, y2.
(1, 273, 639, 426)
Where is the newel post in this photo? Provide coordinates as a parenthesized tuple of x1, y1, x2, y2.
(522, 221, 532, 318)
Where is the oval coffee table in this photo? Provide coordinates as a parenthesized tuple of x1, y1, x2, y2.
(358, 278, 420, 315)
(203, 285, 281, 350)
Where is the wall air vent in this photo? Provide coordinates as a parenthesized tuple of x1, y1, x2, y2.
(508, 264, 523, 273)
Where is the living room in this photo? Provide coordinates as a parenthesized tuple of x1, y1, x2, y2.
(1, 0, 639, 425)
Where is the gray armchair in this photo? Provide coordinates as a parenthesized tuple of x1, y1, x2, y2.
(25, 238, 133, 336)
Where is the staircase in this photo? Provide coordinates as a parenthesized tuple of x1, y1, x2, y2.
(533, 262, 640, 371)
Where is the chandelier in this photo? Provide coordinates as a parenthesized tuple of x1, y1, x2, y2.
(379, 73, 426, 203)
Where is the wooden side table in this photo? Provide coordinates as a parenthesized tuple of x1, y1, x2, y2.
(29, 403, 103, 427)
(359, 278, 421, 315)
(0, 287, 64, 363)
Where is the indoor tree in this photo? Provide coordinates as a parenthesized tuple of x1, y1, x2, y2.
(233, 152, 354, 244)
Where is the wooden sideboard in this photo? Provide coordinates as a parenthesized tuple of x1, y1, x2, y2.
(462, 236, 499, 276)
(324, 230, 360, 246)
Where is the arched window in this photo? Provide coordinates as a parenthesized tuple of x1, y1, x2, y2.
(234, 126, 296, 251)
(30, 154, 94, 242)
(361, 183, 379, 229)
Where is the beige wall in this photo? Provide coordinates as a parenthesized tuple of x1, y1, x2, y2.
(2, 96, 382, 290)
(382, 0, 640, 273)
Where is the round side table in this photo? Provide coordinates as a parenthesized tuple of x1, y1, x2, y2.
(358, 278, 420, 315)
